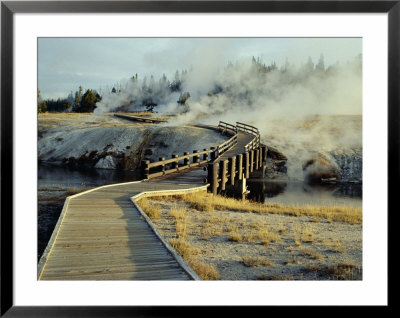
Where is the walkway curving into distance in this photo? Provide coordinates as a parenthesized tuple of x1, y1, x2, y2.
(218, 130, 255, 162)
(38, 121, 259, 281)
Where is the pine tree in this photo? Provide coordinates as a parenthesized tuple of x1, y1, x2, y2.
(73, 86, 83, 111)
(37, 89, 47, 113)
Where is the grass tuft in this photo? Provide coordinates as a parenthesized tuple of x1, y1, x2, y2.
(301, 262, 362, 280)
(188, 259, 220, 280)
(241, 256, 274, 267)
(137, 198, 161, 220)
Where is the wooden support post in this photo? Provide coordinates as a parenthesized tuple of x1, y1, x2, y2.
(141, 160, 150, 179)
(237, 154, 243, 180)
(220, 160, 228, 191)
(193, 150, 200, 164)
(212, 162, 219, 195)
(207, 162, 213, 188)
(255, 148, 259, 170)
(259, 145, 263, 167)
(244, 152, 250, 179)
(229, 156, 236, 185)
(184, 152, 190, 166)
(261, 145, 267, 163)
(172, 154, 179, 170)
(203, 149, 208, 161)
(159, 157, 165, 174)
(241, 177, 247, 200)
(250, 150, 254, 173)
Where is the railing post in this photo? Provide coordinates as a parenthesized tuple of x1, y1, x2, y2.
(141, 160, 150, 179)
(237, 154, 243, 180)
(220, 160, 228, 191)
(172, 154, 179, 170)
(193, 150, 200, 164)
(229, 156, 236, 185)
(203, 149, 208, 161)
(159, 157, 165, 174)
(184, 152, 190, 166)
(210, 147, 216, 160)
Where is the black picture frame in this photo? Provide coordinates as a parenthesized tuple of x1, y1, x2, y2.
(1, 1, 396, 316)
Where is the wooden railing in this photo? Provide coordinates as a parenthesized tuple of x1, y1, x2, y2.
(218, 121, 238, 136)
(207, 122, 267, 196)
(141, 121, 238, 180)
(207, 143, 268, 195)
(236, 121, 260, 152)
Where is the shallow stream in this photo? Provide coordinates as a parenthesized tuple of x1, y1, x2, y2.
(247, 179, 362, 208)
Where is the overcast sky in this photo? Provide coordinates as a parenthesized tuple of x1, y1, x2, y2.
(38, 37, 361, 99)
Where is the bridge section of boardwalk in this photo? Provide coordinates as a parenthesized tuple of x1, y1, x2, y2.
(38, 121, 266, 281)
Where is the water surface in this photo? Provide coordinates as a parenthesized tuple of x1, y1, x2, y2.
(247, 179, 362, 208)
(38, 163, 142, 190)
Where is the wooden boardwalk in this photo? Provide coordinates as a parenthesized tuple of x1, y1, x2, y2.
(38, 122, 259, 281)
(38, 181, 206, 280)
(218, 131, 254, 162)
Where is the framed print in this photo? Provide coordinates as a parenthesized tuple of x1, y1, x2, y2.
(1, 0, 397, 316)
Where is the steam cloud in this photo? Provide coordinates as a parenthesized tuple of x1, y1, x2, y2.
(95, 52, 362, 181)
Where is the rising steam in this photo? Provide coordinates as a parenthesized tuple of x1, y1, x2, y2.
(95, 53, 362, 181)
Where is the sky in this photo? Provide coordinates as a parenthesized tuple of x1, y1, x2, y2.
(38, 37, 362, 99)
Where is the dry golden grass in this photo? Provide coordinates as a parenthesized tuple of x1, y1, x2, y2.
(177, 192, 362, 224)
(169, 203, 186, 220)
(228, 232, 243, 242)
(258, 274, 294, 280)
(241, 256, 274, 267)
(137, 198, 161, 220)
(168, 238, 220, 280)
(257, 228, 281, 246)
(284, 256, 302, 265)
(199, 220, 223, 240)
(168, 203, 189, 238)
(145, 199, 220, 280)
(188, 259, 220, 280)
(141, 193, 361, 280)
(38, 112, 95, 117)
(302, 262, 362, 280)
(299, 247, 324, 260)
(293, 224, 315, 244)
(168, 238, 201, 259)
(320, 239, 345, 253)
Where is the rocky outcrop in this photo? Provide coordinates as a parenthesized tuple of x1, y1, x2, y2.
(301, 148, 362, 184)
(262, 145, 362, 184)
(329, 148, 362, 183)
(302, 153, 339, 184)
(265, 146, 289, 179)
(38, 121, 229, 171)
(94, 155, 118, 169)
